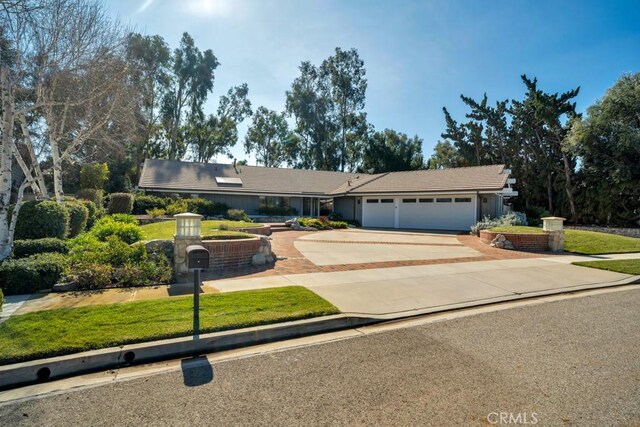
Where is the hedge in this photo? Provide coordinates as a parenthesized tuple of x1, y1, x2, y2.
(12, 238, 69, 259)
(0, 253, 69, 295)
(133, 195, 167, 215)
(14, 201, 70, 240)
(80, 199, 99, 228)
(66, 202, 89, 237)
(107, 193, 134, 214)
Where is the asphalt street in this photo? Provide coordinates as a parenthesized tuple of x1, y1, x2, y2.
(1, 288, 639, 426)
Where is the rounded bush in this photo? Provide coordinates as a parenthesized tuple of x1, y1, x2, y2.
(165, 199, 188, 216)
(12, 238, 69, 259)
(76, 189, 104, 208)
(14, 201, 70, 240)
(0, 253, 69, 295)
(107, 193, 134, 214)
(185, 198, 216, 216)
(66, 202, 89, 237)
(133, 195, 167, 215)
(90, 217, 144, 244)
(226, 209, 251, 222)
(80, 200, 99, 228)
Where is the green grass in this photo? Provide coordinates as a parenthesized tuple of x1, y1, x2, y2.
(0, 286, 338, 365)
(564, 230, 640, 255)
(490, 226, 545, 234)
(489, 226, 640, 255)
(141, 219, 261, 240)
(573, 259, 640, 275)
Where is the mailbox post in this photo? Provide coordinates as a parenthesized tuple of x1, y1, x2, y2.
(186, 245, 210, 337)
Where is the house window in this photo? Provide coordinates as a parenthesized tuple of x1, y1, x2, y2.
(402, 198, 417, 203)
(366, 199, 379, 203)
(455, 197, 472, 203)
(419, 198, 433, 203)
(436, 198, 452, 203)
(259, 196, 293, 214)
(380, 199, 394, 203)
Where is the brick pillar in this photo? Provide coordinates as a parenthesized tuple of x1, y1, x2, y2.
(174, 236, 203, 274)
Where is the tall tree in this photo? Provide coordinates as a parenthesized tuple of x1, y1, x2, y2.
(186, 83, 251, 163)
(568, 73, 640, 225)
(161, 32, 219, 160)
(286, 61, 337, 170)
(428, 141, 463, 169)
(125, 33, 171, 178)
(362, 129, 425, 173)
(320, 47, 367, 172)
(244, 106, 290, 167)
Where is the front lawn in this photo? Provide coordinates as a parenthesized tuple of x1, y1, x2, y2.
(488, 226, 640, 255)
(564, 230, 640, 255)
(0, 286, 338, 365)
(573, 259, 640, 275)
(141, 219, 261, 240)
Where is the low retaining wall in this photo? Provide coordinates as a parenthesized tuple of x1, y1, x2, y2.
(480, 230, 550, 252)
(235, 225, 272, 236)
(201, 236, 273, 270)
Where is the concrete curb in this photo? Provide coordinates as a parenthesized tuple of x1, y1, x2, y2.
(0, 314, 379, 391)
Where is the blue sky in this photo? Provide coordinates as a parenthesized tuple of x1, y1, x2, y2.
(108, 0, 640, 165)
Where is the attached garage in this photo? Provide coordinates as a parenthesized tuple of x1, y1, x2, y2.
(361, 194, 478, 230)
(362, 198, 395, 228)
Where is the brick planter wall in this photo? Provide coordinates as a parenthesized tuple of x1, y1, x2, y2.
(201, 238, 263, 270)
(235, 225, 272, 236)
(480, 230, 550, 252)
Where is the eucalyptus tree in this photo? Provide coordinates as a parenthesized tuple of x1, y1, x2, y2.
(161, 32, 219, 160)
(244, 106, 290, 167)
(362, 128, 425, 173)
(320, 47, 368, 172)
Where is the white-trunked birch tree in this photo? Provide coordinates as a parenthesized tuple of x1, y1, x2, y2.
(0, 0, 129, 259)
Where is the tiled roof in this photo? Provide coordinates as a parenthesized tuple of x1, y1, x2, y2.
(138, 159, 365, 196)
(138, 159, 508, 196)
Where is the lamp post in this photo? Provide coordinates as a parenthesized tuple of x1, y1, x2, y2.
(173, 213, 203, 275)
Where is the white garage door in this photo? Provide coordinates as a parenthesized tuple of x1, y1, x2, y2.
(363, 198, 395, 228)
(398, 196, 476, 230)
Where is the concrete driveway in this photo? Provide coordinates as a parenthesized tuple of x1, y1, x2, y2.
(209, 253, 640, 317)
(294, 229, 481, 266)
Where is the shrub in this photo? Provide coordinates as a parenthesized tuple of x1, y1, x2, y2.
(298, 217, 330, 230)
(80, 163, 109, 190)
(0, 253, 69, 295)
(90, 216, 144, 244)
(133, 195, 168, 214)
(218, 223, 229, 231)
(525, 206, 551, 227)
(76, 189, 104, 208)
(227, 209, 251, 222)
(257, 206, 298, 216)
(186, 198, 216, 216)
(107, 193, 134, 214)
(106, 213, 138, 224)
(146, 207, 166, 218)
(14, 201, 70, 240)
(328, 220, 348, 229)
(211, 202, 230, 216)
(80, 200, 99, 228)
(165, 199, 188, 216)
(470, 212, 528, 236)
(73, 263, 113, 290)
(66, 202, 89, 237)
(12, 238, 68, 259)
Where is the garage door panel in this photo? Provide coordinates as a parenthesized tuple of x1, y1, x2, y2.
(363, 199, 395, 228)
(398, 196, 476, 230)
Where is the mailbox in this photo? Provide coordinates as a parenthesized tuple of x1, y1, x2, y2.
(186, 245, 209, 269)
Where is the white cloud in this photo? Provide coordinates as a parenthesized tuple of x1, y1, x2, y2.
(137, 0, 155, 14)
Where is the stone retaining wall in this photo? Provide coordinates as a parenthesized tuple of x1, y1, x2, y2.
(235, 225, 272, 236)
(480, 230, 550, 252)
